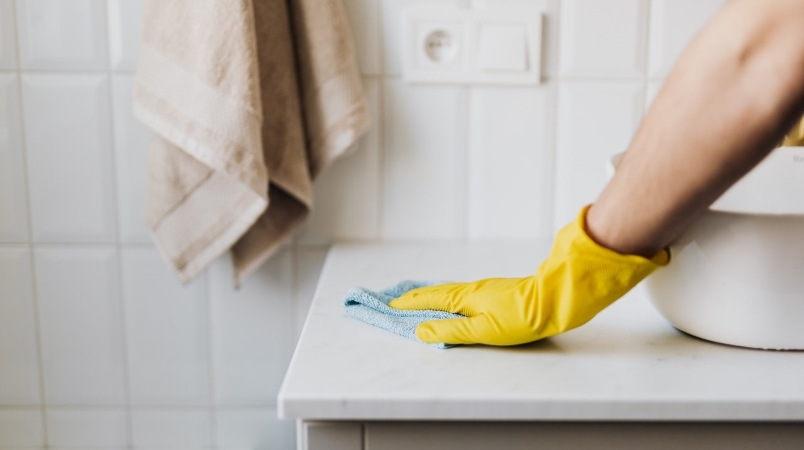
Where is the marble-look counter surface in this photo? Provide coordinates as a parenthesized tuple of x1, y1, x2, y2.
(278, 242, 804, 421)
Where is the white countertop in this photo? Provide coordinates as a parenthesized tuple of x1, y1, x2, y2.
(278, 242, 804, 421)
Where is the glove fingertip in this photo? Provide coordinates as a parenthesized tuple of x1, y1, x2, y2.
(389, 289, 434, 310)
(388, 295, 416, 310)
(415, 322, 441, 344)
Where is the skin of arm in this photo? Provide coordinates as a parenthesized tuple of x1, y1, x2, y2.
(586, 0, 804, 257)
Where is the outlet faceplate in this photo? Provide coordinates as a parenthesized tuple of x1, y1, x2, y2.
(402, 7, 542, 85)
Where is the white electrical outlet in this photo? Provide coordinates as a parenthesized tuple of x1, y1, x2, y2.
(402, 7, 542, 85)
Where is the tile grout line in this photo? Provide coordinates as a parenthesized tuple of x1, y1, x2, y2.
(543, 80, 559, 239)
(376, 73, 653, 83)
(291, 243, 305, 342)
(461, 3, 472, 241)
(204, 268, 219, 449)
(1, 68, 136, 75)
(9, 0, 50, 445)
(460, 84, 471, 241)
(641, 0, 652, 121)
(373, 75, 385, 242)
(1, 403, 278, 410)
(460, 0, 473, 186)
(549, 0, 564, 236)
(376, 0, 386, 241)
(99, 1, 135, 447)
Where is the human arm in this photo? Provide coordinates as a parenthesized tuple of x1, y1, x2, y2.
(391, 0, 804, 346)
(588, 0, 804, 257)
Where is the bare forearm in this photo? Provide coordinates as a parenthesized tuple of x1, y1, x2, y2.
(587, 0, 804, 256)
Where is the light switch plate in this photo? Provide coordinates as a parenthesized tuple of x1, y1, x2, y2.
(402, 7, 542, 85)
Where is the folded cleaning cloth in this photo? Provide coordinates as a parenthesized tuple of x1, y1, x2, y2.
(134, 0, 370, 285)
(344, 281, 465, 349)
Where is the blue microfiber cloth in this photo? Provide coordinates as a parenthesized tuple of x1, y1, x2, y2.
(344, 280, 465, 349)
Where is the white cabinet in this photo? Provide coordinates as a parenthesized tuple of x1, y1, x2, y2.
(299, 422, 804, 450)
(283, 243, 804, 449)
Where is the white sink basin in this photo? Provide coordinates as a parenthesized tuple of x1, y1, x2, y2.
(609, 147, 804, 350)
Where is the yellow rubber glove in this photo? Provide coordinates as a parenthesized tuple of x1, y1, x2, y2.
(389, 206, 669, 345)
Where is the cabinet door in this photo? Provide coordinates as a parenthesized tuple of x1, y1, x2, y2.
(365, 422, 804, 450)
(303, 422, 362, 450)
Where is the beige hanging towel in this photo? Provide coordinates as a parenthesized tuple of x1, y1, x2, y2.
(133, 0, 370, 285)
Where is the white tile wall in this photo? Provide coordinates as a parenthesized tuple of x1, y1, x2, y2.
(111, 75, 151, 243)
(468, 84, 555, 239)
(559, 0, 648, 79)
(0, 0, 18, 69)
(0, 0, 722, 448)
(217, 408, 295, 450)
(209, 250, 294, 406)
(0, 409, 44, 448)
(35, 247, 126, 405)
(0, 74, 29, 242)
(46, 408, 129, 448)
(16, 0, 109, 71)
(107, 0, 142, 71)
(554, 81, 644, 228)
(382, 80, 466, 239)
(23, 74, 117, 243)
(0, 248, 40, 405)
(122, 248, 210, 406)
(130, 409, 212, 449)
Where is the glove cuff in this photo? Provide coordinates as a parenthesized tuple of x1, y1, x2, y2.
(536, 205, 670, 336)
(572, 204, 670, 267)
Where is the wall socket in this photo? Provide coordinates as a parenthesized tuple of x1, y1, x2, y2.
(402, 7, 542, 85)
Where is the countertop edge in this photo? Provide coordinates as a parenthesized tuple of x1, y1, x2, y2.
(278, 396, 804, 421)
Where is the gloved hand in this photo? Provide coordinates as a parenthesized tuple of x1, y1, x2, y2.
(389, 206, 669, 345)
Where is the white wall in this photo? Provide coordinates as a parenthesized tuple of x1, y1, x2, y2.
(0, 0, 724, 448)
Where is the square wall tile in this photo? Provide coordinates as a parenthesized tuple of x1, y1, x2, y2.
(294, 248, 329, 341)
(122, 248, 210, 406)
(554, 81, 643, 229)
(46, 408, 128, 448)
(468, 84, 555, 240)
(471, 0, 559, 78)
(382, 80, 465, 239)
(22, 74, 117, 243)
(0, 74, 29, 243)
(35, 247, 126, 405)
(559, 0, 648, 79)
(648, 0, 724, 78)
(344, 0, 381, 75)
(0, 0, 18, 69)
(299, 78, 380, 244)
(17, 0, 108, 70)
(130, 409, 212, 449)
(0, 248, 41, 405)
(381, 0, 461, 75)
(210, 250, 294, 406)
(107, 0, 142, 71)
(217, 408, 295, 450)
(0, 409, 44, 447)
(112, 75, 151, 244)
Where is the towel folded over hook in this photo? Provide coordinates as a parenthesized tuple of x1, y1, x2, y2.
(134, 0, 370, 285)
